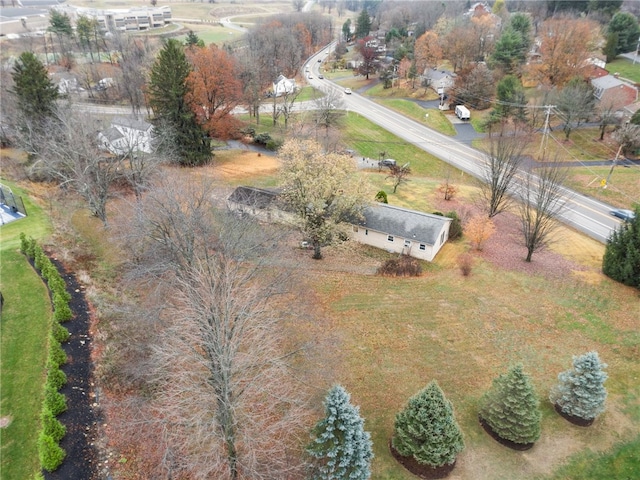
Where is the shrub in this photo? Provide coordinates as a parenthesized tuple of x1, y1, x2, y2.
(550, 351, 608, 421)
(34, 246, 46, 271)
(38, 432, 66, 472)
(20, 232, 29, 255)
(41, 407, 66, 442)
(445, 211, 463, 240)
(266, 138, 282, 151)
(254, 132, 271, 145)
(377, 255, 422, 277)
(53, 296, 73, 323)
(307, 385, 373, 480)
(26, 236, 37, 259)
(47, 365, 67, 390)
(48, 337, 67, 367)
(479, 364, 541, 445)
(51, 282, 71, 303)
(457, 253, 474, 276)
(375, 190, 388, 203)
(44, 384, 67, 416)
(465, 215, 496, 251)
(52, 322, 70, 343)
(392, 381, 464, 468)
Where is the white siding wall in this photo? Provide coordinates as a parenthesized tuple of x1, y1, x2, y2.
(350, 227, 441, 261)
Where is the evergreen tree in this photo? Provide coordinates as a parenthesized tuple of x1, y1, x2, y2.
(392, 381, 464, 468)
(355, 9, 371, 39)
(184, 30, 204, 48)
(550, 352, 608, 421)
(608, 12, 640, 54)
(11, 51, 59, 124)
(602, 205, 640, 288)
(307, 385, 373, 480)
(491, 75, 527, 123)
(479, 365, 541, 445)
(148, 38, 210, 167)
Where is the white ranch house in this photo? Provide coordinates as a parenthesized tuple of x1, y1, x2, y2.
(351, 203, 452, 262)
(98, 117, 153, 155)
(227, 187, 452, 262)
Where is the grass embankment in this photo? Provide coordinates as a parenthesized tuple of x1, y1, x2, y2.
(0, 176, 53, 480)
(376, 99, 457, 136)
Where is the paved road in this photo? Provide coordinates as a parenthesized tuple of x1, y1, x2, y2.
(305, 45, 626, 243)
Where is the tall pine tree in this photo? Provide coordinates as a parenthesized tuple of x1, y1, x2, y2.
(11, 51, 59, 124)
(602, 205, 640, 288)
(392, 381, 464, 468)
(550, 352, 608, 421)
(148, 38, 210, 167)
(307, 385, 373, 480)
(479, 364, 541, 445)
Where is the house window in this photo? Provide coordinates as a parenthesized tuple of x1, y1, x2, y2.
(440, 231, 445, 245)
(404, 240, 411, 247)
(387, 235, 394, 242)
(419, 244, 426, 251)
(353, 226, 358, 233)
(365, 229, 368, 235)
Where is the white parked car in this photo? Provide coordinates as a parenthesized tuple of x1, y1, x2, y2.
(344, 88, 352, 94)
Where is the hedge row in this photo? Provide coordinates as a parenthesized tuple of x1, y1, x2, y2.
(20, 234, 70, 473)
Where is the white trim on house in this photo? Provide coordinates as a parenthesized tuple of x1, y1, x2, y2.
(350, 203, 452, 261)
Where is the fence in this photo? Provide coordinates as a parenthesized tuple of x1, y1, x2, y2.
(0, 184, 27, 216)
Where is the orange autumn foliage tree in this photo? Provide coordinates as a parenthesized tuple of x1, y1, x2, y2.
(527, 17, 600, 87)
(186, 45, 243, 139)
(414, 31, 443, 74)
(465, 215, 496, 251)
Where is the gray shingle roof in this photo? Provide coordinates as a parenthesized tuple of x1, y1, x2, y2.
(227, 186, 280, 209)
(101, 126, 125, 142)
(591, 75, 627, 90)
(358, 203, 451, 246)
(111, 116, 153, 132)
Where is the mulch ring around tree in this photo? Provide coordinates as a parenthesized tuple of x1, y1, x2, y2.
(554, 404, 595, 427)
(388, 439, 456, 479)
(478, 416, 535, 451)
(42, 256, 101, 480)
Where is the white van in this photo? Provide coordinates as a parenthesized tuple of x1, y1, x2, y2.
(455, 105, 470, 120)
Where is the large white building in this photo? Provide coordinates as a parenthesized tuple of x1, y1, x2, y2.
(57, 5, 172, 33)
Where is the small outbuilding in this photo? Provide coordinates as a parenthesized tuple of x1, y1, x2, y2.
(351, 203, 452, 262)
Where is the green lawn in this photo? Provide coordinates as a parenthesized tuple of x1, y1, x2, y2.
(606, 57, 640, 83)
(376, 99, 457, 136)
(297, 254, 640, 480)
(0, 178, 53, 480)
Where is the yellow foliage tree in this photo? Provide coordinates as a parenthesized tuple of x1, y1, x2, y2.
(465, 215, 496, 251)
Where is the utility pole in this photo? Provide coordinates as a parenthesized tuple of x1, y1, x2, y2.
(603, 145, 623, 189)
(634, 36, 640, 65)
(538, 105, 555, 159)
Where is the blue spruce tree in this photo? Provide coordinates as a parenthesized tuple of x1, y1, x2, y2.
(307, 385, 373, 480)
(550, 351, 608, 421)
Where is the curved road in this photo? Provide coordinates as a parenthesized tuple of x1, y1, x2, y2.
(305, 45, 625, 244)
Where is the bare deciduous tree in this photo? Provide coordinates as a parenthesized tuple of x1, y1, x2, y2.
(313, 90, 345, 150)
(30, 107, 123, 226)
(479, 127, 529, 218)
(151, 250, 309, 480)
(386, 162, 411, 193)
(517, 162, 568, 262)
(122, 176, 218, 274)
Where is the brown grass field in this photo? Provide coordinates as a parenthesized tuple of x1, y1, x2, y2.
(71, 151, 636, 480)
